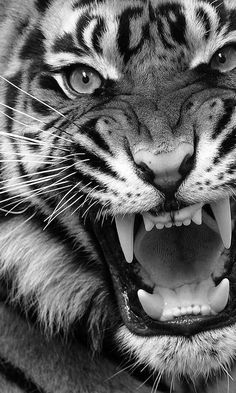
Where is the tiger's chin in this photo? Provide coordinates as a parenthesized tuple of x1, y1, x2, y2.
(116, 326, 236, 381)
(92, 196, 236, 383)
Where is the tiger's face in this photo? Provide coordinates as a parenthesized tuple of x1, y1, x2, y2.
(2, 0, 236, 388)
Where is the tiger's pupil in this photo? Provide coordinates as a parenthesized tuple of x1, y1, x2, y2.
(82, 72, 90, 84)
(218, 52, 226, 64)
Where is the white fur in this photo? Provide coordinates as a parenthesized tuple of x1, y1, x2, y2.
(117, 326, 236, 382)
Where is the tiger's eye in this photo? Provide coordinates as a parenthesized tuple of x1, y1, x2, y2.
(210, 45, 236, 73)
(68, 66, 102, 94)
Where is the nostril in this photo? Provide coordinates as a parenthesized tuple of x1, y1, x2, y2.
(179, 153, 195, 178)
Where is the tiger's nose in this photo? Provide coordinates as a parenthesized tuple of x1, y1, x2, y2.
(134, 143, 194, 192)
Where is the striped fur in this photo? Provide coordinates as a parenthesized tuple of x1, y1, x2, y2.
(1, 0, 236, 390)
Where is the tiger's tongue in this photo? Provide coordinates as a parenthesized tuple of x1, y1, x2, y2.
(134, 222, 223, 289)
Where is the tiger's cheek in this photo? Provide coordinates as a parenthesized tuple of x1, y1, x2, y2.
(195, 96, 236, 139)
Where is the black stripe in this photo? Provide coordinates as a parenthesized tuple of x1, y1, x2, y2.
(52, 33, 85, 56)
(227, 10, 236, 34)
(79, 118, 113, 154)
(76, 168, 107, 192)
(196, 7, 211, 40)
(118, 7, 144, 64)
(35, 0, 51, 13)
(214, 126, 236, 164)
(74, 142, 118, 179)
(92, 17, 105, 54)
(73, 0, 105, 8)
(16, 18, 30, 36)
(212, 99, 235, 139)
(0, 355, 46, 393)
(201, 0, 227, 23)
(4, 72, 23, 132)
(30, 96, 51, 116)
(20, 28, 46, 60)
(76, 13, 93, 53)
(38, 74, 69, 100)
(158, 3, 187, 46)
(157, 17, 174, 50)
(148, 2, 156, 22)
(200, 1, 227, 33)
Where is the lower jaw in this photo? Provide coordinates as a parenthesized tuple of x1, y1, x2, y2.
(92, 216, 236, 338)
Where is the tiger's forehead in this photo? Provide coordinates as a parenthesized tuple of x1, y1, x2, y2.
(41, 0, 236, 80)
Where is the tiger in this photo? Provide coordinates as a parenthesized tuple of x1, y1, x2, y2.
(1, 0, 236, 391)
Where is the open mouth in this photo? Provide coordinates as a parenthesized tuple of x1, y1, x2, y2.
(93, 198, 236, 337)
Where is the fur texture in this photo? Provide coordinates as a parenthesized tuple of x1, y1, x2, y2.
(0, 0, 236, 392)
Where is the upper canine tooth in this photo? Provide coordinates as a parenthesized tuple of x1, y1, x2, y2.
(138, 289, 164, 320)
(208, 278, 230, 314)
(115, 215, 135, 263)
(210, 197, 232, 249)
(142, 214, 155, 232)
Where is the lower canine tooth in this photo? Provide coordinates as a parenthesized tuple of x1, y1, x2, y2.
(138, 289, 164, 320)
(208, 278, 230, 314)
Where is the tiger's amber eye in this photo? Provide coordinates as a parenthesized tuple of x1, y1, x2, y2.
(68, 66, 102, 94)
(210, 45, 236, 73)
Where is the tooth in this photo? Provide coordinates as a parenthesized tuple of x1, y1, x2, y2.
(192, 209, 202, 225)
(192, 305, 201, 315)
(165, 223, 173, 228)
(142, 214, 155, 232)
(156, 223, 165, 230)
(173, 308, 181, 317)
(187, 306, 193, 315)
(209, 278, 229, 314)
(183, 219, 191, 226)
(115, 215, 135, 263)
(181, 307, 187, 315)
(162, 309, 174, 321)
(210, 197, 232, 249)
(138, 289, 164, 320)
(175, 222, 183, 227)
(201, 305, 211, 316)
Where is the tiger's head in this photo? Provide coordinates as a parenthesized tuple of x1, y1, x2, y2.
(1, 0, 236, 389)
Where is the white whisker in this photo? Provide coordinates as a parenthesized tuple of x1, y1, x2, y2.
(0, 102, 45, 123)
(0, 109, 72, 146)
(0, 158, 58, 165)
(0, 165, 69, 185)
(0, 168, 75, 203)
(6, 184, 71, 215)
(45, 181, 91, 225)
(48, 182, 81, 218)
(0, 75, 65, 117)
